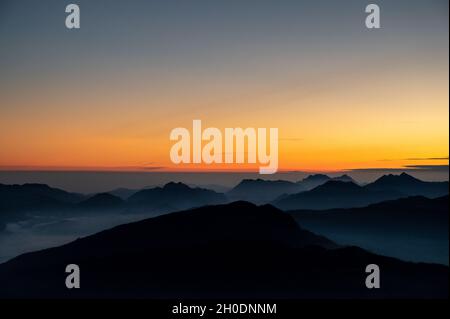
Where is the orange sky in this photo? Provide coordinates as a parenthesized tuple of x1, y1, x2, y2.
(0, 1, 448, 173)
(1, 70, 447, 173)
(1, 58, 448, 173)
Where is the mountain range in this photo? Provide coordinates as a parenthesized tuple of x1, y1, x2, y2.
(77, 193, 125, 211)
(365, 172, 448, 198)
(127, 182, 227, 212)
(1, 173, 448, 227)
(274, 180, 404, 210)
(0, 183, 84, 212)
(273, 173, 448, 210)
(0, 183, 85, 228)
(0, 201, 446, 298)
(297, 174, 357, 190)
(227, 179, 304, 203)
(226, 174, 359, 204)
(290, 195, 449, 264)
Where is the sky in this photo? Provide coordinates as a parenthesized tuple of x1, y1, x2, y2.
(0, 0, 448, 181)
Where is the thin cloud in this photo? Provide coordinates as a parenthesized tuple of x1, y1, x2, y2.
(138, 166, 166, 171)
(348, 165, 449, 172)
(405, 157, 449, 161)
(403, 165, 449, 171)
(377, 157, 448, 162)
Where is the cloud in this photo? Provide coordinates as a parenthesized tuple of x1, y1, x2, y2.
(403, 165, 449, 171)
(348, 165, 449, 173)
(139, 166, 166, 171)
(377, 157, 448, 162)
(405, 157, 449, 161)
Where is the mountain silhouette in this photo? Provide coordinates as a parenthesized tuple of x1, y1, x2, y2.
(106, 188, 142, 200)
(227, 179, 304, 203)
(0, 201, 446, 298)
(77, 193, 124, 211)
(365, 172, 448, 198)
(1, 173, 447, 218)
(291, 195, 449, 264)
(0, 183, 85, 226)
(188, 183, 231, 193)
(127, 182, 227, 212)
(296, 174, 356, 191)
(297, 174, 331, 190)
(274, 181, 404, 210)
(332, 174, 357, 183)
(0, 183, 84, 211)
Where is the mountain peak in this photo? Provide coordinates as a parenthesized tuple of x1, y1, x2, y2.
(332, 174, 356, 183)
(127, 182, 226, 212)
(301, 174, 330, 182)
(375, 172, 420, 184)
(163, 182, 191, 190)
(399, 172, 417, 180)
(365, 173, 448, 198)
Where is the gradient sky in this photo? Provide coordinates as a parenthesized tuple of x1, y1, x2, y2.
(0, 0, 448, 174)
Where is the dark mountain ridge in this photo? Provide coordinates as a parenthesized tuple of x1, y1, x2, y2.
(274, 173, 448, 210)
(227, 179, 304, 203)
(0, 183, 85, 226)
(274, 180, 404, 210)
(1, 173, 448, 225)
(0, 201, 447, 298)
(77, 193, 124, 211)
(290, 195, 449, 265)
(127, 182, 227, 212)
(0, 183, 84, 211)
(296, 174, 357, 190)
(365, 172, 448, 198)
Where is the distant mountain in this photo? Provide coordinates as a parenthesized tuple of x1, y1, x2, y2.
(188, 183, 231, 193)
(274, 180, 404, 210)
(0, 183, 84, 214)
(297, 174, 331, 190)
(0, 183, 83, 206)
(227, 179, 304, 203)
(127, 182, 227, 212)
(77, 193, 124, 211)
(290, 195, 449, 264)
(332, 174, 357, 184)
(361, 194, 448, 212)
(108, 184, 231, 200)
(0, 201, 446, 298)
(296, 174, 356, 191)
(106, 188, 140, 200)
(0, 183, 86, 228)
(365, 172, 448, 198)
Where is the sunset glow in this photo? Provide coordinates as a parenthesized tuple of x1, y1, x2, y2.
(0, 0, 448, 174)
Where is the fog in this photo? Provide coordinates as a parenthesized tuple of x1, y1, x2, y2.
(295, 222, 449, 266)
(0, 211, 160, 263)
(1, 207, 448, 266)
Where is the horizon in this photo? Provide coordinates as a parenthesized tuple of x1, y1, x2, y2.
(0, 169, 448, 194)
